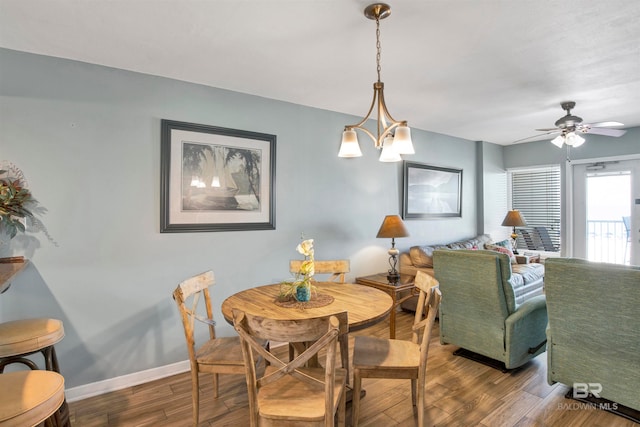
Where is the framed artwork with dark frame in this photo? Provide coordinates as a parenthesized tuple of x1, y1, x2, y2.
(402, 161, 462, 219)
(160, 119, 276, 232)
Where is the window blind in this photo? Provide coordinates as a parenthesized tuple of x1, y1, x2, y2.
(509, 166, 561, 252)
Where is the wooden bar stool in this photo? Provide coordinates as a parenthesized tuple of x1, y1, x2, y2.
(0, 319, 70, 427)
(0, 370, 65, 426)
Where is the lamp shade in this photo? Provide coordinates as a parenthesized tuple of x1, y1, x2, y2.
(338, 129, 363, 157)
(501, 210, 527, 227)
(376, 215, 410, 238)
(565, 132, 585, 147)
(550, 135, 565, 148)
(392, 125, 415, 154)
(378, 136, 402, 162)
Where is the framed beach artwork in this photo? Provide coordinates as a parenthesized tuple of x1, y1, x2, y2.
(402, 161, 462, 219)
(160, 120, 276, 232)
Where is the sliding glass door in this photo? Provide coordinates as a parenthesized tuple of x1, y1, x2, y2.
(571, 158, 640, 265)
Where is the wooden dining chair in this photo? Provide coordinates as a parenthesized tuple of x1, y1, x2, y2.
(232, 308, 348, 427)
(172, 270, 245, 426)
(289, 259, 350, 283)
(351, 271, 441, 427)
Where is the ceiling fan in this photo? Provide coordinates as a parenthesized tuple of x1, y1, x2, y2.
(514, 101, 626, 146)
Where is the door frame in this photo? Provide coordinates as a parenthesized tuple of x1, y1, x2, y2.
(567, 154, 640, 263)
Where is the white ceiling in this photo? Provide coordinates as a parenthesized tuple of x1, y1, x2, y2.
(1, 0, 639, 145)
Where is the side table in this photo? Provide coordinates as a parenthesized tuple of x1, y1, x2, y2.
(517, 253, 541, 264)
(355, 273, 417, 339)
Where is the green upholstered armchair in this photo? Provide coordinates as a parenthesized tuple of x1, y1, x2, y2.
(545, 258, 640, 412)
(434, 249, 548, 370)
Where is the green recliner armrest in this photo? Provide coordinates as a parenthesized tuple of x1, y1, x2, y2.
(504, 295, 548, 369)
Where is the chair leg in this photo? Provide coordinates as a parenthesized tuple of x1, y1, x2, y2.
(411, 378, 417, 406)
(339, 335, 349, 381)
(352, 371, 362, 427)
(417, 379, 425, 427)
(337, 385, 346, 427)
(191, 370, 200, 425)
(44, 403, 62, 427)
(212, 372, 219, 398)
(47, 347, 71, 427)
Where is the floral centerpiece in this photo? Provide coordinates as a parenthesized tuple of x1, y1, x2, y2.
(280, 238, 316, 302)
(0, 162, 55, 245)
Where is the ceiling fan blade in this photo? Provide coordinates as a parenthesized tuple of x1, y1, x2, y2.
(512, 130, 559, 144)
(535, 128, 560, 132)
(587, 127, 627, 137)
(587, 121, 624, 128)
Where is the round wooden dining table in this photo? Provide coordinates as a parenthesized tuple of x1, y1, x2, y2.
(221, 282, 393, 331)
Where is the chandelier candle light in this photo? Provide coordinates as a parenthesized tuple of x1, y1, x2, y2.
(376, 215, 410, 284)
(338, 3, 415, 162)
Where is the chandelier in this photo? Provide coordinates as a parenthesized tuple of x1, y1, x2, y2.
(338, 3, 414, 162)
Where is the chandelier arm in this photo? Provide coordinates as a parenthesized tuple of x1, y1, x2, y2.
(380, 122, 401, 140)
(377, 87, 402, 125)
(345, 87, 379, 131)
(351, 126, 378, 147)
(351, 122, 402, 149)
(345, 83, 405, 149)
(377, 86, 385, 140)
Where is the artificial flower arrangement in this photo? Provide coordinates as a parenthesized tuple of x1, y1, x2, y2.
(0, 162, 55, 244)
(279, 237, 316, 302)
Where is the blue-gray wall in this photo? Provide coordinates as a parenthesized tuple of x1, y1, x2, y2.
(0, 48, 483, 389)
(4, 47, 635, 391)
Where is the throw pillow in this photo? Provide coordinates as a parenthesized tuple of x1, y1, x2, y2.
(410, 245, 447, 268)
(485, 243, 517, 264)
(447, 240, 477, 250)
(491, 239, 513, 251)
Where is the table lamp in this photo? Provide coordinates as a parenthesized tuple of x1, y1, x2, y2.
(376, 215, 410, 284)
(501, 210, 527, 254)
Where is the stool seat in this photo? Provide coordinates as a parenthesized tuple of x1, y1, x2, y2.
(0, 319, 64, 357)
(0, 370, 65, 427)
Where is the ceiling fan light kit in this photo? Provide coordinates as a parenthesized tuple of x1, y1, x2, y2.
(338, 3, 415, 162)
(550, 131, 585, 148)
(514, 101, 627, 146)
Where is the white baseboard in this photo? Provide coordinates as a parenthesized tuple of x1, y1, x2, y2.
(65, 342, 288, 403)
(65, 360, 190, 402)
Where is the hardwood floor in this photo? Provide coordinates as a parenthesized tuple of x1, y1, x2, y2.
(68, 311, 636, 426)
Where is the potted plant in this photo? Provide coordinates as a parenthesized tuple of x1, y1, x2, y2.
(0, 162, 55, 248)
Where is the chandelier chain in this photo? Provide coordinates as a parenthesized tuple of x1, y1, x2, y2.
(376, 16, 382, 83)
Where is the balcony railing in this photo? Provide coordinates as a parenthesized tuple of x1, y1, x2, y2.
(587, 220, 629, 265)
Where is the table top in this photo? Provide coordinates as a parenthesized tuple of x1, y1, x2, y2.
(355, 273, 416, 291)
(221, 282, 393, 332)
(0, 259, 29, 294)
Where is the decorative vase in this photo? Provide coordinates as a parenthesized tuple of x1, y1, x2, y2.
(296, 285, 311, 302)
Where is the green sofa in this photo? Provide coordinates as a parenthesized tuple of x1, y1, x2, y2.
(434, 249, 548, 369)
(545, 258, 640, 412)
